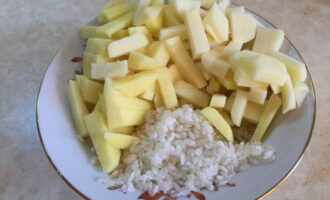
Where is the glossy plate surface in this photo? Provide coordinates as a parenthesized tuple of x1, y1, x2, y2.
(37, 8, 316, 200)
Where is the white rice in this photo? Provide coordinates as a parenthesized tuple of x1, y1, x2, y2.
(98, 105, 276, 197)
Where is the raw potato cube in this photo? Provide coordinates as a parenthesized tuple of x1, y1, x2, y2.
(293, 80, 309, 108)
(144, 6, 164, 36)
(218, 109, 233, 126)
(231, 90, 248, 127)
(157, 67, 178, 108)
(206, 76, 220, 94)
(210, 94, 227, 108)
(163, 5, 182, 27)
(84, 111, 121, 173)
(113, 70, 159, 96)
(133, 0, 151, 26)
(139, 83, 157, 101)
(112, 29, 129, 39)
(67, 80, 89, 137)
(104, 132, 139, 149)
(250, 94, 282, 142)
(147, 41, 170, 66)
(184, 8, 210, 59)
(239, 54, 288, 86)
(165, 37, 207, 89)
(80, 26, 106, 39)
(111, 126, 134, 135)
(281, 75, 296, 114)
(79, 76, 104, 104)
(174, 80, 210, 108)
(86, 38, 111, 56)
(97, 12, 134, 38)
(91, 60, 128, 80)
(244, 101, 266, 124)
(173, 0, 201, 18)
(128, 51, 162, 71)
(102, 1, 134, 22)
(201, 53, 230, 79)
(252, 26, 284, 54)
(159, 25, 187, 41)
(200, 107, 233, 142)
(229, 12, 257, 43)
(271, 84, 281, 94)
(168, 64, 183, 82)
(247, 87, 267, 105)
(153, 84, 164, 107)
(270, 52, 307, 82)
(128, 26, 154, 42)
(82, 52, 109, 77)
(203, 3, 229, 43)
(108, 33, 149, 58)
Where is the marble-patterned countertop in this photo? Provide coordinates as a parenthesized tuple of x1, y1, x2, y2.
(0, 0, 329, 199)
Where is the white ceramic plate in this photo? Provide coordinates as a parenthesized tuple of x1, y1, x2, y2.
(37, 8, 316, 200)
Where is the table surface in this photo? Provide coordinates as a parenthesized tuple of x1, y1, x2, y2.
(0, 0, 329, 199)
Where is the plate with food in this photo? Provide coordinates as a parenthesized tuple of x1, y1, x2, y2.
(37, 0, 316, 199)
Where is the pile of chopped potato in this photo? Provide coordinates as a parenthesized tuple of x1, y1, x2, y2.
(67, 0, 309, 173)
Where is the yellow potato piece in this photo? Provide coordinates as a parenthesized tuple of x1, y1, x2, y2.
(243, 100, 267, 124)
(139, 82, 157, 101)
(168, 64, 183, 83)
(174, 80, 210, 108)
(111, 126, 135, 135)
(250, 94, 282, 142)
(247, 87, 267, 105)
(67, 80, 89, 137)
(128, 26, 153, 42)
(112, 70, 159, 97)
(82, 52, 109, 77)
(142, 6, 164, 36)
(104, 132, 139, 149)
(112, 29, 129, 39)
(102, 1, 134, 22)
(78, 76, 104, 104)
(231, 90, 248, 127)
(252, 26, 284, 54)
(84, 111, 121, 173)
(200, 107, 233, 142)
(184, 8, 210, 59)
(207, 76, 220, 94)
(157, 68, 178, 109)
(270, 51, 307, 82)
(96, 12, 134, 38)
(293, 80, 309, 108)
(203, 3, 229, 43)
(159, 25, 187, 41)
(201, 53, 230, 79)
(229, 12, 257, 43)
(91, 60, 128, 80)
(128, 51, 162, 71)
(80, 26, 106, 39)
(163, 5, 182, 27)
(108, 33, 149, 58)
(165, 37, 207, 89)
(133, 0, 151, 26)
(147, 41, 170, 66)
(85, 38, 111, 56)
(210, 94, 227, 108)
(281, 75, 296, 114)
(153, 84, 165, 107)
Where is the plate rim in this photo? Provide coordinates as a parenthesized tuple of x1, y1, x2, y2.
(35, 6, 317, 200)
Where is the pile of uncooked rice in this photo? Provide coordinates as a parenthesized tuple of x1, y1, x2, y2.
(98, 105, 276, 197)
